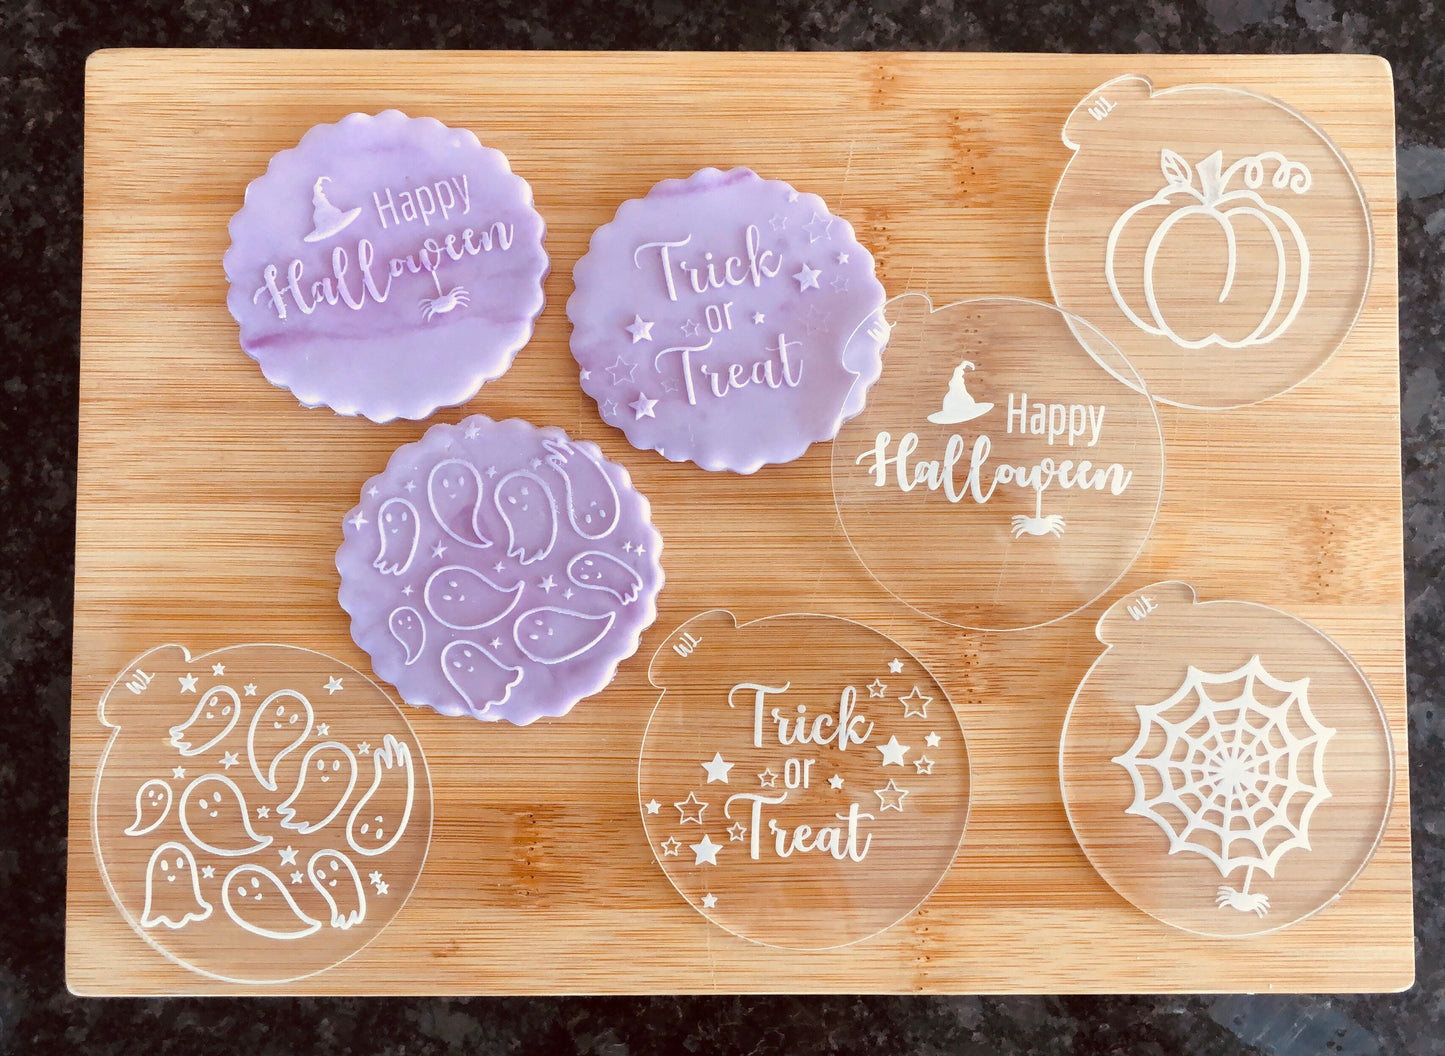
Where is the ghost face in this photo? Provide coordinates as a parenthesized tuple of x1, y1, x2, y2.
(179, 774, 272, 857)
(387, 606, 426, 666)
(124, 778, 173, 837)
(277, 742, 357, 834)
(140, 841, 212, 929)
(307, 848, 366, 929)
(248, 689, 314, 792)
(169, 686, 242, 756)
(221, 864, 320, 941)
(372, 498, 420, 576)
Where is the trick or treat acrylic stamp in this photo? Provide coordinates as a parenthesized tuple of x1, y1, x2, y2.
(568, 167, 888, 473)
(1046, 75, 1373, 409)
(91, 644, 433, 983)
(336, 415, 664, 725)
(831, 294, 1165, 632)
(225, 111, 549, 422)
(639, 610, 971, 950)
(1059, 582, 1394, 937)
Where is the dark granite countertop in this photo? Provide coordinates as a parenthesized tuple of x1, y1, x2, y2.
(2, 1, 1441, 1053)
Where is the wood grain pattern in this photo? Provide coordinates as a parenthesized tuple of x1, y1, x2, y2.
(70, 50, 1409, 995)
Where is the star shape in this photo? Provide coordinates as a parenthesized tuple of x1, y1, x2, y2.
(178, 674, 198, 693)
(358, 742, 371, 755)
(793, 264, 821, 292)
(243, 683, 257, 696)
(368, 485, 380, 497)
(290, 871, 304, 885)
(220, 751, 239, 770)
(491, 638, 502, 649)
(830, 275, 850, 293)
(727, 821, 748, 841)
(623, 541, 633, 553)
(625, 315, 655, 343)
(634, 543, 647, 555)
(401, 584, 414, 596)
(836, 251, 851, 264)
(660, 837, 682, 857)
(279, 846, 299, 867)
(925, 732, 942, 748)
(563, 588, 575, 600)
(899, 686, 932, 719)
(675, 791, 707, 824)
(539, 574, 557, 594)
(494, 561, 506, 573)
(348, 510, 368, 530)
(888, 658, 904, 674)
(645, 799, 661, 815)
(630, 393, 658, 420)
(369, 870, 383, 885)
(211, 663, 225, 676)
(769, 214, 788, 231)
(465, 422, 482, 439)
(702, 892, 718, 909)
(579, 369, 592, 381)
(172, 766, 186, 779)
(316, 722, 331, 737)
(485, 466, 498, 478)
(256, 805, 270, 818)
(758, 768, 778, 788)
(606, 356, 637, 385)
(752, 311, 766, 325)
(680, 319, 702, 338)
(803, 211, 835, 242)
(376, 880, 389, 895)
(530, 458, 543, 469)
(828, 774, 844, 791)
(601, 399, 619, 418)
(874, 779, 909, 812)
(877, 735, 910, 767)
(914, 755, 935, 775)
(324, 676, 343, 695)
(787, 189, 800, 202)
(201, 865, 215, 879)
(659, 378, 679, 394)
(404, 480, 417, 492)
(430, 542, 447, 559)
(867, 678, 887, 698)
(690, 834, 723, 866)
(701, 752, 734, 784)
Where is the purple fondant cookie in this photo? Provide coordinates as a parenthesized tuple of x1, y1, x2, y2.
(567, 168, 888, 473)
(336, 415, 663, 724)
(225, 111, 549, 423)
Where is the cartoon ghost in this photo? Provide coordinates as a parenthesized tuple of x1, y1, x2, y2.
(387, 606, 427, 666)
(427, 459, 493, 549)
(566, 551, 644, 606)
(169, 685, 242, 756)
(512, 607, 616, 664)
(440, 640, 524, 716)
(247, 689, 314, 792)
(221, 863, 321, 941)
(307, 848, 367, 930)
(493, 470, 558, 565)
(373, 497, 420, 576)
(277, 742, 357, 834)
(179, 774, 273, 857)
(346, 735, 417, 857)
(543, 438, 620, 540)
(124, 778, 172, 837)
(140, 841, 212, 930)
(423, 565, 523, 631)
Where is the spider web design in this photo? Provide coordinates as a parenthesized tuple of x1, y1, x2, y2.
(1112, 655, 1335, 914)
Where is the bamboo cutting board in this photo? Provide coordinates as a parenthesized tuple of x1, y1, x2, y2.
(69, 50, 1410, 994)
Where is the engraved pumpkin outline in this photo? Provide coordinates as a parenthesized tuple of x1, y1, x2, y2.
(1104, 148, 1312, 351)
(1045, 73, 1375, 410)
(1058, 581, 1396, 938)
(91, 642, 435, 985)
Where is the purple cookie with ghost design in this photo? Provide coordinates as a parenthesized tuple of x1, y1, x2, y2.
(567, 167, 888, 474)
(225, 111, 548, 423)
(336, 415, 663, 725)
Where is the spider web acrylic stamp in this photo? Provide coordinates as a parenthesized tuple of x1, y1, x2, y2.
(639, 611, 970, 950)
(224, 111, 549, 422)
(1046, 75, 1372, 409)
(91, 644, 433, 983)
(1059, 581, 1394, 937)
(831, 294, 1165, 632)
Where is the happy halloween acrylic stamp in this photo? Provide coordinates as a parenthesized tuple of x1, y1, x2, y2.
(567, 168, 888, 473)
(639, 611, 970, 949)
(1059, 582, 1393, 937)
(831, 295, 1165, 631)
(336, 415, 664, 724)
(1046, 75, 1372, 408)
(225, 111, 548, 422)
(92, 644, 433, 983)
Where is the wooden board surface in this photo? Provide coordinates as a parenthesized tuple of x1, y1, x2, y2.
(69, 50, 1411, 994)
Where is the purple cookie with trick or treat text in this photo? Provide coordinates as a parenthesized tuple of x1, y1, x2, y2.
(567, 168, 888, 473)
(336, 415, 664, 725)
(225, 111, 548, 423)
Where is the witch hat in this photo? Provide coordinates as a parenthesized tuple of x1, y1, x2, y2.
(302, 176, 363, 243)
(927, 360, 995, 425)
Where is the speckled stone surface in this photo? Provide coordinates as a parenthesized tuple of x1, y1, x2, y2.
(1, 2, 1441, 1054)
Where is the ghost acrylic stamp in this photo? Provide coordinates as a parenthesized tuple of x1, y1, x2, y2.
(92, 644, 433, 983)
(1059, 581, 1394, 937)
(567, 168, 888, 473)
(336, 415, 664, 724)
(831, 294, 1165, 631)
(1046, 75, 1372, 409)
(225, 111, 549, 422)
(640, 611, 971, 949)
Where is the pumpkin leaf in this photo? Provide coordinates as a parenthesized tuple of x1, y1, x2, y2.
(1160, 149, 1192, 188)
(1198, 150, 1225, 203)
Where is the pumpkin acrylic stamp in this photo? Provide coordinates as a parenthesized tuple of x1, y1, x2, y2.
(92, 644, 433, 983)
(1059, 582, 1394, 937)
(640, 611, 970, 949)
(1046, 75, 1372, 409)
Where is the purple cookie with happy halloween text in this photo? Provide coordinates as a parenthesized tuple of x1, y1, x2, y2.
(225, 111, 548, 423)
(567, 168, 888, 473)
(336, 415, 664, 725)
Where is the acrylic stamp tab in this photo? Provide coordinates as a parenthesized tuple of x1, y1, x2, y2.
(640, 611, 970, 949)
(336, 415, 664, 725)
(831, 294, 1164, 632)
(92, 644, 433, 983)
(1047, 75, 1372, 409)
(225, 111, 548, 422)
(567, 168, 888, 473)
(1059, 582, 1393, 937)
